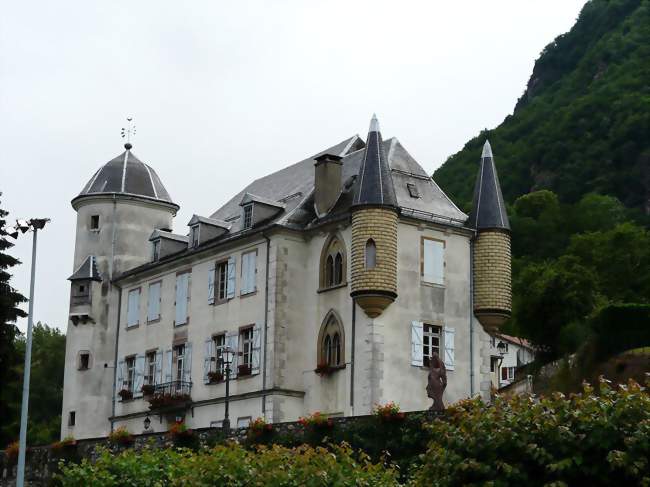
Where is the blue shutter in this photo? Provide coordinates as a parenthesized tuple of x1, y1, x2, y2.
(411, 321, 424, 367)
(208, 266, 215, 304)
(203, 338, 214, 384)
(155, 350, 163, 385)
(444, 327, 455, 370)
(134, 355, 145, 397)
(175, 274, 189, 325)
(116, 360, 125, 398)
(164, 349, 173, 382)
(183, 343, 193, 383)
(251, 325, 262, 374)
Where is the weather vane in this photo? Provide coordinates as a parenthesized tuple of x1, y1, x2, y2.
(120, 117, 136, 146)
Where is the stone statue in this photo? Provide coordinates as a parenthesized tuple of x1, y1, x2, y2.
(426, 352, 447, 411)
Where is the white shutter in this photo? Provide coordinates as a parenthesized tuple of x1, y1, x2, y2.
(208, 266, 215, 304)
(203, 338, 213, 384)
(175, 274, 189, 326)
(241, 253, 250, 294)
(226, 333, 239, 378)
(227, 257, 236, 299)
(116, 360, 125, 397)
(148, 282, 161, 321)
(423, 240, 444, 285)
(134, 355, 145, 397)
(164, 349, 173, 382)
(444, 327, 455, 370)
(155, 350, 163, 385)
(411, 321, 424, 367)
(251, 325, 262, 374)
(183, 343, 192, 383)
(127, 289, 140, 327)
(249, 253, 257, 293)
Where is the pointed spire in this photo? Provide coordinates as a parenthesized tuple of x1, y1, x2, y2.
(468, 140, 510, 231)
(352, 114, 397, 208)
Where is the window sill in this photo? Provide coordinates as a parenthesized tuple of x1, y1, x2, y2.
(420, 281, 445, 289)
(126, 324, 140, 330)
(237, 371, 258, 381)
(317, 282, 348, 294)
(147, 318, 161, 325)
(89, 229, 100, 233)
(211, 299, 230, 307)
(315, 364, 346, 375)
(239, 290, 258, 299)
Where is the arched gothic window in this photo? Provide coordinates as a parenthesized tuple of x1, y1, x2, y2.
(320, 235, 347, 289)
(317, 311, 345, 368)
(365, 239, 376, 269)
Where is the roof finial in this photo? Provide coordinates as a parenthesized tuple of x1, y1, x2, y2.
(121, 117, 136, 150)
(369, 113, 380, 133)
(481, 139, 493, 159)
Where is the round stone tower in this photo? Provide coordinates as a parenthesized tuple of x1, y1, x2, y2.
(469, 140, 511, 332)
(61, 142, 179, 440)
(350, 115, 398, 318)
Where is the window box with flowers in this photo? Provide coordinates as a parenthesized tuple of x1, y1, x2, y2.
(147, 393, 191, 410)
(141, 384, 155, 396)
(168, 420, 196, 447)
(118, 389, 133, 401)
(108, 426, 134, 447)
(237, 364, 252, 377)
(248, 417, 273, 439)
(50, 436, 77, 458)
(207, 371, 224, 384)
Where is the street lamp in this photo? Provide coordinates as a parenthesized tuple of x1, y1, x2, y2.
(5, 218, 50, 487)
(222, 346, 235, 433)
(496, 341, 507, 387)
(143, 415, 151, 431)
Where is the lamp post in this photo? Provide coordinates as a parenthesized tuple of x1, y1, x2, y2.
(222, 346, 235, 433)
(496, 341, 507, 387)
(5, 218, 50, 487)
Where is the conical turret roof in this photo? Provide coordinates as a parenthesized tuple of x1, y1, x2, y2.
(73, 144, 178, 209)
(352, 114, 397, 208)
(468, 140, 510, 231)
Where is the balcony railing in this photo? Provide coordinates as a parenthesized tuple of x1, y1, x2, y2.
(147, 380, 192, 411)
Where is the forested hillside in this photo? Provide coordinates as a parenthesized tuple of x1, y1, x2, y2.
(435, 0, 650, 213)
(434, 0, 650, 365)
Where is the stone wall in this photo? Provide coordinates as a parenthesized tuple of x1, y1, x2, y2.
(0, 411, 440, 486)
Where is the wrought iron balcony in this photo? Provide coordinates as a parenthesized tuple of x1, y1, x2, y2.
(146, 380, 192, 411)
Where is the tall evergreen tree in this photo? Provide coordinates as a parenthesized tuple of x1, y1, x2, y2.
(0, 193, 27, 447)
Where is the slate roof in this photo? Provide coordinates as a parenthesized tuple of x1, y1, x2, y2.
(149, 229, 188, 243)
(209, 130, 467, 232)
(352, 115, 397, 208)
(68, 255, 101, 281)
(74, 145, 178, 208)
(467, 141, 510, 231)
(187, 214, 231, 230)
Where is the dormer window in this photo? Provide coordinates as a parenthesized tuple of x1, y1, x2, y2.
(243, 204, 253, 230)
(190, 225, 200, 248)
(152, 239, 161, 261)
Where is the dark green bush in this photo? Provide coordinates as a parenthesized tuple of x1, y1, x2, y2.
(591, 303, 650, 357)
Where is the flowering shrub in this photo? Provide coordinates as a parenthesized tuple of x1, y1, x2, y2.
(51, 436, 77, 453)
(57, 443, 399, 486)
(4, 441, 19, 465)
(373, 402, 406, 422)
(169, 421, 193, 439)
(298, 411, 334, 430)
(411, 377, 650, 486)
(249, 417, 273, 438)
(147, 393, 191, 409)
(108, 426, 134, 446)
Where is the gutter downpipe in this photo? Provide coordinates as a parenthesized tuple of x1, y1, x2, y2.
(469, 233, 475, 397)
(261, 232, 271, 418)
(110, 284, 122, 432)
(350, 301, 356, 414)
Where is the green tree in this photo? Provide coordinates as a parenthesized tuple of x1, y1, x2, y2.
(0, 193, 27, 447)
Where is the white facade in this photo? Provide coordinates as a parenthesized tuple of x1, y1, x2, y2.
(489, 335, 535, 389)
(61, 130, 502, 440)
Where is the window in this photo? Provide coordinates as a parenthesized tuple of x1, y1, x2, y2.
(501, 366, 515, 382)
(241, 250, 257, 295)
(421, 237, 444, 285)
(239, 327, 254, 371)
(125, 356, 136, 392)
(365, 239, 376, 269)
(217, 261, 228, 300)
(147, 282, 161, 322)
(422, 324, 442, 368)
(243, 204, 253, 229)
(211, 334, 225, 374)
(68, 411, 76, 426)
(79, 284, 85, 293)
(317, 312, 344, 367)
(319, 235, 347, 289)
(212, 257, 235, 303)
(90, 215, 100, 230)
(190, 225, 199, 248)
(407, 183, 420, 198)
(145, 351, 157, 385)
(175, 273, 190, 326)
(490, 357, 498, 373)
(152, 239, 161, 261)
(174, 344, 185, 382)
(127, 288, 141, 327)
(78, 352, 90, 370)
(237, 416, 252, 428)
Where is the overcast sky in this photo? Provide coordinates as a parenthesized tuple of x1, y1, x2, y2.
(1, 0, 586, 333)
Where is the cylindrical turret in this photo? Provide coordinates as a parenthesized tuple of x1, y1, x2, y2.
(61, 143, 179, 439)
(469, 141, 511, 332)
(350, 115, 398, 318)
